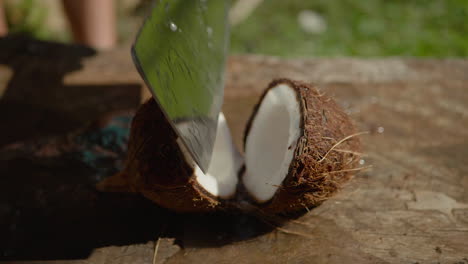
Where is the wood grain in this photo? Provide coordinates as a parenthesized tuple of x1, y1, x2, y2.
(1, 37, 467, 264)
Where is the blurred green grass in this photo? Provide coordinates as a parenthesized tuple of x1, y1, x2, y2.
(230, 0, 468, 57)
(4, 0, 51, 40)
(5, 0, 468, 57)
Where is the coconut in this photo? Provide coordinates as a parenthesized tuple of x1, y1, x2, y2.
(242, 79, 361, 214)
(106, 78, 361, 214)
(106, 99, 242, 212)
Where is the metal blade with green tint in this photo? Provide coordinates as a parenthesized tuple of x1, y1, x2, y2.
(132, 0, 229, 172)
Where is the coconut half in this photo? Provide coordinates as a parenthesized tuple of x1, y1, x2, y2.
(114, 78, 361, 214)
(242, 79, 361, 213)
(113, 99, 242, 212)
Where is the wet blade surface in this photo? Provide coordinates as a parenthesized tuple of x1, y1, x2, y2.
(132, 0, 229, 172)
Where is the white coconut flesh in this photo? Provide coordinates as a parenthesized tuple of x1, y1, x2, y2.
(243, 84, 301, 202)
(178, 113, 242, 199)
(177, 84, 300, 202)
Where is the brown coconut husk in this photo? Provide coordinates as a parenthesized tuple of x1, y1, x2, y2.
(107, 78, 362, 214)
(243, 79, 361, 214)
(114, 99, 223, 212)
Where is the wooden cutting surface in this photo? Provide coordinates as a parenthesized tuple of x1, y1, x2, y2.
(0, 37, 467, 264)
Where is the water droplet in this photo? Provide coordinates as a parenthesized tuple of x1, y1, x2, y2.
(207, 42, 213, 48)
(169, 22, 178, 32)
(359, 159, 365, 165)
(206, 26, 213, 37)
(377, 126, 384, 133)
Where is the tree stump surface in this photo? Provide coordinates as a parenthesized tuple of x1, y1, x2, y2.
(1, 37, 467, 264)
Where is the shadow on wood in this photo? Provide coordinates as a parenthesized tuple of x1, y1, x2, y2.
(0, 36, 274, 261)
(0, 36, 141, 147)
(0, 113, 273, 261)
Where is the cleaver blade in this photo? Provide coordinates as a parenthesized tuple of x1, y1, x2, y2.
(131, 0, 229, 173)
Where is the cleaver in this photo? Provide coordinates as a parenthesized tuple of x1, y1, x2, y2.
(132, 0, 229, 172)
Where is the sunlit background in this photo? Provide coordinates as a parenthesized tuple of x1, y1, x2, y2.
(3, 0, 468, 57)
